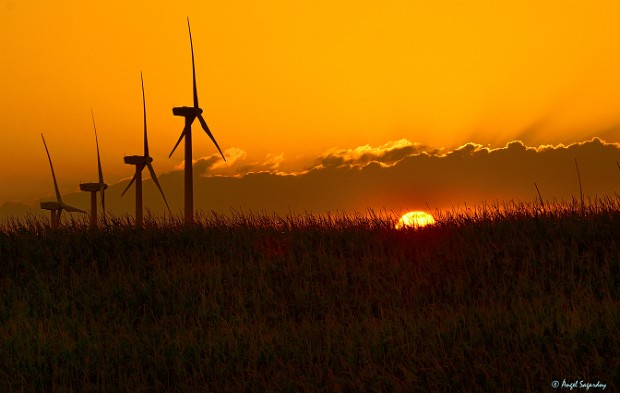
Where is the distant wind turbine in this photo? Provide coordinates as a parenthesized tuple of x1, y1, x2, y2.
(122, 73, 171, 227)
(79, 110, 108, 226)
(169, 17, 226, 224)
(40, 134, 86, 228)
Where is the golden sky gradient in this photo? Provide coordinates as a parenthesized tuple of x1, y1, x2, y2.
(2, 0, 620, 209)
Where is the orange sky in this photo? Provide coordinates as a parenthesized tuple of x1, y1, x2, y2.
(2, 0, 620, 209)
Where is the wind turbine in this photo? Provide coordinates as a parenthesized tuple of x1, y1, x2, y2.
(122, 73, 171, 227)
(170, 17, 226, 224)
(79, 110, 108, 226)
(40, 134, 86, 228)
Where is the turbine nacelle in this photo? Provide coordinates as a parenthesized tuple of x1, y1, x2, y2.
(124, 155, 153, 166)
(40, 201, 61, 210)
(40, 201, 86, 214)
(79, 182, 108, 192)
(173, 106, 203, 117)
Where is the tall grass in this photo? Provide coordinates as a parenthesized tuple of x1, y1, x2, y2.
(0, 199, 618, 391)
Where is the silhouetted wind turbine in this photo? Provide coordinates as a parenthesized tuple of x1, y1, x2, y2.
(170, 17, 226, 224)
(80, 110, 108, 227)
(122, 73, 171, 227)
(40, 134, 86, 228)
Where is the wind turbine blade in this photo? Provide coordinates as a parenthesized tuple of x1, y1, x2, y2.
(57, 209, 62, 225)
(198, 115, 226, 161)
(41, 134, 63, 203)
(141, 72, 149, 157)
(169, 128, 187, 158)
(147, 163, 172, 215)
(121, 172, 139, 198)
(91, 109, 106, 220)
(63, 203, 87, 214)
(188, 17, 199, 109)
(91, 109, 104, 185)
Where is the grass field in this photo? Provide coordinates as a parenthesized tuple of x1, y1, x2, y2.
(0, 199, 618, 392)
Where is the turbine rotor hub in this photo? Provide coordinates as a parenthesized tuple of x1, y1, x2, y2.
(124, 155, 153, 165)
(40, 201, 61, 210)
(173, 106, 203, 117)
(80, 183, 109, 192)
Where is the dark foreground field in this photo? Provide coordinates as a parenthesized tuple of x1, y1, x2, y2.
(0, 201, 618, 392)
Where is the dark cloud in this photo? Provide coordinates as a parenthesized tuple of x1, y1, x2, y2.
(4, 138, 620, 220)
(192, 155, 222, 174)
(187, 148, 285, 178)
(310, 139, 443, 170)
(193, 137, 620, 214)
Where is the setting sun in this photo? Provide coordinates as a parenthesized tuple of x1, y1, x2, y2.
(395, 211, 436, 229)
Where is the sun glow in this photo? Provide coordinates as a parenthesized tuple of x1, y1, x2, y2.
(396, 211, 436, 229)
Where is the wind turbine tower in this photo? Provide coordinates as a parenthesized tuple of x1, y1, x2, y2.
(122, 73, 171, 227)
(170, 18, 226, 224)
(79, 111, 108, 226)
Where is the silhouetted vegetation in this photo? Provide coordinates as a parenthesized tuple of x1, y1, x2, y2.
(0, 199, 618, 391)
